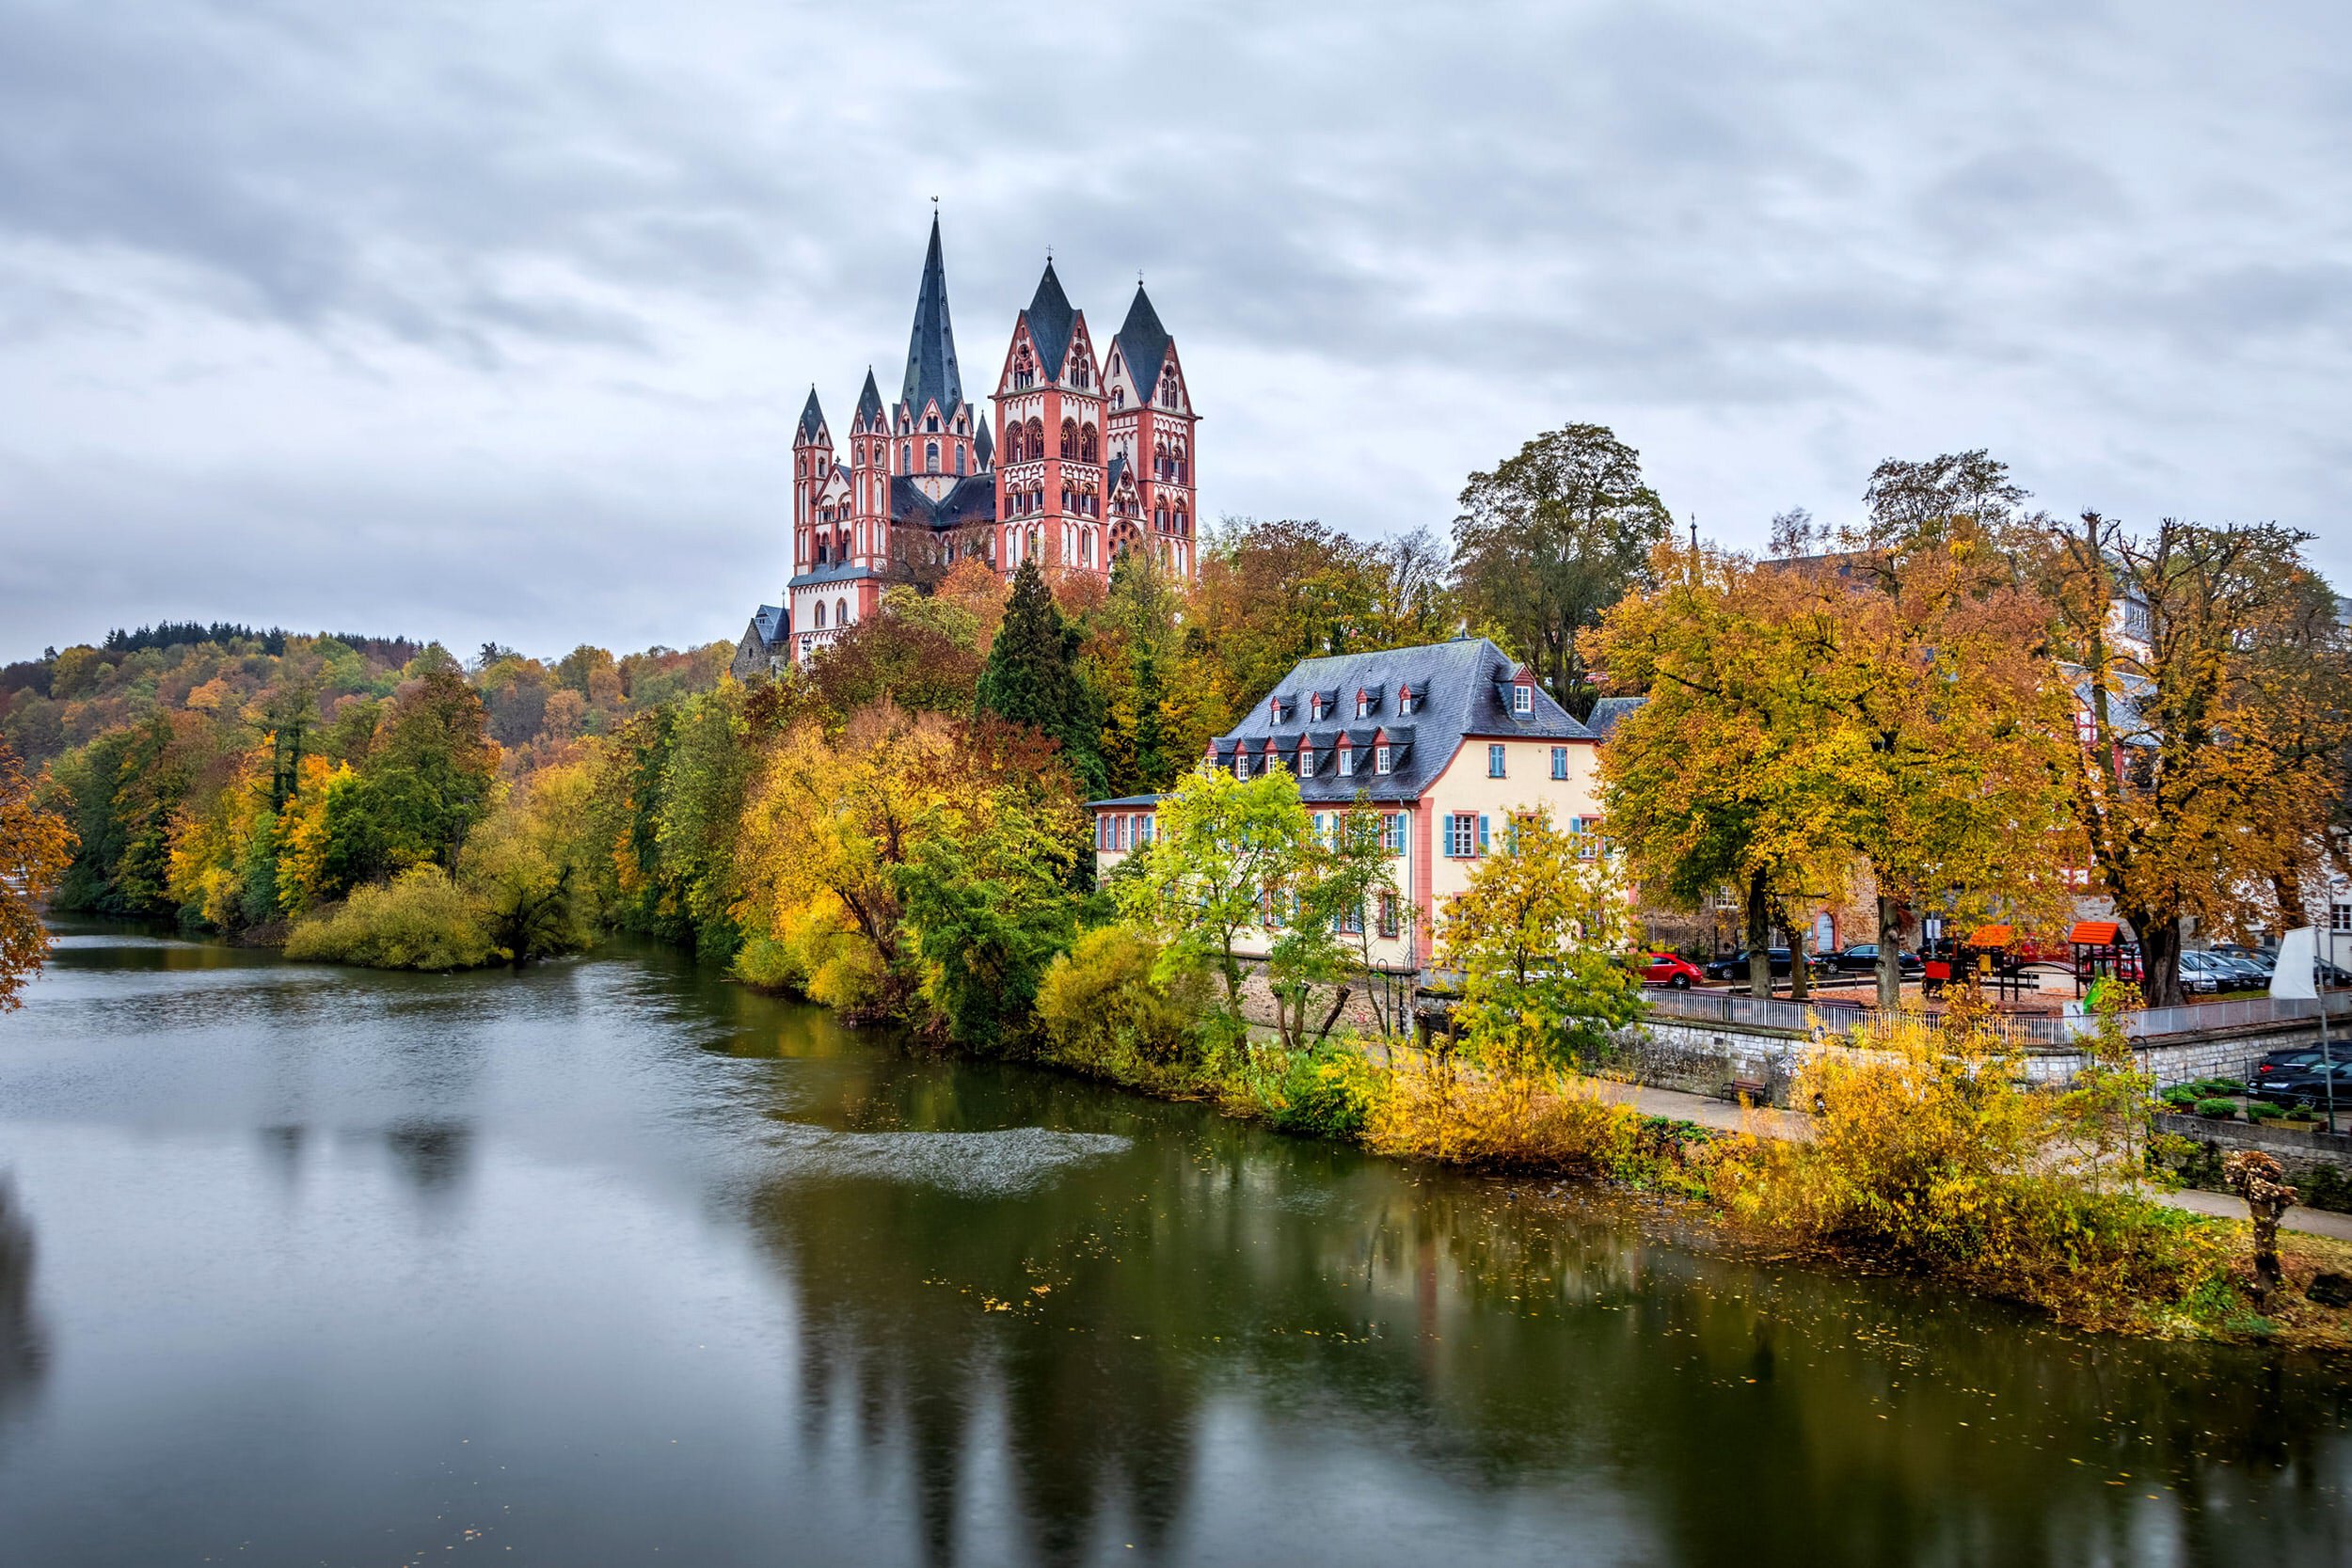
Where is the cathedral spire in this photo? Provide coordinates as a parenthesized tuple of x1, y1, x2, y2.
(1114, 283, 1171, 391)
(854, 367, 885, 432)
(899, 214, 963, 417)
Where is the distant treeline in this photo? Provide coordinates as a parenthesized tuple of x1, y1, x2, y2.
(96, 623, 419, 662)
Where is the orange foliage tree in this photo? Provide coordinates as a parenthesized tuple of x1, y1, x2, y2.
(0, 737, 77, 1006)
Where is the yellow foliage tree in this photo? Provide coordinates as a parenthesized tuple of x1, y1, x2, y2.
(1, 737, 77, 1007)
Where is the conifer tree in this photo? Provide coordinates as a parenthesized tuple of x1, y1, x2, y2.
(977, 558, 1105, 793)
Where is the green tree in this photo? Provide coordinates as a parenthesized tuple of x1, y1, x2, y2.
(977, 557, 1105, 795)
(1114, 764, 1311, 1048)
(1452, 423, 1673, 716)
(894, 784, 1084, 1053)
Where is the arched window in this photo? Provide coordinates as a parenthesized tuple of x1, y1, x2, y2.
(926, 440, 939, 473)
(1079, 425, 1098, 463)
(836, 596, 849, 626)
(1175, 508, 1189, 535)
(1173, 441, 1187, 482)
(900, 443, 911, 470)
(1111, 388, 1125, 409)
(955, 445, 966, 476)
(1153, 441, 1168, 480)
(1060, 419, 1078, 460)
(813, 600, 826, 629)
(1025, 418, 1044, 461)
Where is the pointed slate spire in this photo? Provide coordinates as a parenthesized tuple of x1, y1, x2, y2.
(795, 386, 827, 443)
(1114, 283, 1171, 392)
(853, 367, 886, 432)
(1024, 259, 1077, 384)
(974, 417, 993, 467)
(899, 214, 963, 417)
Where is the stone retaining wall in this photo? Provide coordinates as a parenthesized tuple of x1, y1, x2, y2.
(2154, 1112, 2352, 1213)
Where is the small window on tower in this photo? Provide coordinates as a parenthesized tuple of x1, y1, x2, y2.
(926, 441, 939, 473)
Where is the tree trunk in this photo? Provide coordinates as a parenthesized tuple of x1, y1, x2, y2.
(2272, 869, 2308, 937)
(2125, 910, 2185, 1009)
(1745, 869, 1772, 999)
(1788, 911, 1810, 1003)
(1314, 986, 1352, 1043)
(1876, 894, 1903, 1011)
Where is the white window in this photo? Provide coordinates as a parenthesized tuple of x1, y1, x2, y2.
(1383, 814, 1407, 855)
(1338, 747, 1354, 777)
(1356, 693, 1372, 719)
(2333, 903, 2352, 934)
(1488, 744, 1506, 778)
(1448, 813, 1487, 858)
(1138, 816, 1153, 846)
(1375, 745, 1391, 773)
(1233, 753, 1248, 780)
(1513, 683, 1533, 715)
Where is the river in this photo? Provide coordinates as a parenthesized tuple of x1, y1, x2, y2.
(0, 926, 2346, 1566)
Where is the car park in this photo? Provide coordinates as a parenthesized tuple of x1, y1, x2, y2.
(2195, 950, 2268, 989)
(1824, 943, 1924, 977)
(1642, 952, 1707, 990)
(1701, 948, 1833, 983)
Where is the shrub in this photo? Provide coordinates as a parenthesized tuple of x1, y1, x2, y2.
(1264, 1037, 1384, 1142)
(284, 866, 494, 970)
(1366, 1049, 1643, 1172)
(1033, 925, 1205, 1081)
(2192, 1098, 2239, 1120)
(2242, 1100, 2284, 1124)
(2160, 1085, 2201, 1111)
(1713, 999, 2224, 1329)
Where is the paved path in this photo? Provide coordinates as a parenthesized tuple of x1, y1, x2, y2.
(1597, 1080, 2352, 1242)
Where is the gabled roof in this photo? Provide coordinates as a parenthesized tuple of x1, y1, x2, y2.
(749, 604, 787, 645)
(853, 369, 886, 431)
(1113, 283, 1172, 391)
(890, 472, 999, 532)
(795, 388, 827, 444)
(1023, 261, 1077, 385)
(1584, 695, 1645, 741)
(898, 214, 963, 418)
(1211, 638, 1593, 802)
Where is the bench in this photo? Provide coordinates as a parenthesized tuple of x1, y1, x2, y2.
(1729, 1077, 1771, 1105)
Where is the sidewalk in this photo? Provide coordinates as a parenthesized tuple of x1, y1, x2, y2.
(1597, 1080, 2352, 1242)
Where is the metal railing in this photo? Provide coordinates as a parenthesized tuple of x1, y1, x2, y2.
(1638, 985, 2350, 1049)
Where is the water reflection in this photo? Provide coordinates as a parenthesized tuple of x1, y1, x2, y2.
(0, 927, 2344, 1567)
(0, 1180, 47, 1437)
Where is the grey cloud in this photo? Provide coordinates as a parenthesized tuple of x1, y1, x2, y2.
(0, 0, 2346, 662)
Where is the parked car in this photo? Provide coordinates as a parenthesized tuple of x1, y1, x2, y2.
(1642, 952, 1707, 990)
(1702, 948, 1833, 983)
(2174, 959, 2221, 996)
(1824, 943, 1924, 977)
(2209, 942, 2276, 980)
(2249, 1060, 2352, 1106)
(2194, 949, 2268, 989)
(2253, 1049, 2331, 1085)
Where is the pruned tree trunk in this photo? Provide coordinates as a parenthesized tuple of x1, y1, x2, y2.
(2225, 1151, 2296, 1304)
(1745, 868, 1772, 999)
(1315, 986, 1352, 1043)
(1787, 913, 1810, 1003)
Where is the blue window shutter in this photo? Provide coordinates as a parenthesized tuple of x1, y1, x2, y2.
(1478, 815, 1490, 854)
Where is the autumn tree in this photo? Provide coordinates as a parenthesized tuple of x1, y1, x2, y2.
(2042, 513, 2351, 1006)
(1453, 423, 1673, 716)
(1440, 809, 1644, 1094)
(0, 737, 76, 1007)
(808, 589, 984, 717)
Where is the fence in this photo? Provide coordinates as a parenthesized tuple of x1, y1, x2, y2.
(1639, 985, 2352, 1049)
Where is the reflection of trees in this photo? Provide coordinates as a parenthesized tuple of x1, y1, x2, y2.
(738, 1041, 2352, 1568)
(0, 1180, 49, 1434)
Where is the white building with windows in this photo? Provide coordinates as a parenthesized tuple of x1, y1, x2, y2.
(1089, 637, 1607, 973)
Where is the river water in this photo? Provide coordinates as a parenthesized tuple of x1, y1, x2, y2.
(0, 927, 2345, 1566)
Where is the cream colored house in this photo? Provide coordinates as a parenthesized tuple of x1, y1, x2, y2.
(1090, 637, 1606, 973)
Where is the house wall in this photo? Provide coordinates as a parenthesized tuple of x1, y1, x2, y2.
(1412, 736, 1606, 942)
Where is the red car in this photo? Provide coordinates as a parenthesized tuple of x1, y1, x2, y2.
(1643, 952, 1706, 990)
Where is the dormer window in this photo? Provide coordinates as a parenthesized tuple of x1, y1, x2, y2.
(1338, 744, 1354, 777)
(1356, 691, 1372, 719)
(1512, 682, 1533, 715)
(1398, 686, 1416, 715)
(1375, 745, 1392, 774)
(1310, 694, 1324, 721)
(1233, 752, 1248, 780)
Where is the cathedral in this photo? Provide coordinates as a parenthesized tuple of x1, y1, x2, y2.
(733, 217, 1200, 675)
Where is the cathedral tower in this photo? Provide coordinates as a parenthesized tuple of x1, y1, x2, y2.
(896, 214, 978, 502)
(1104, 283, 1198, 578)
(993, 260, 1106, 575)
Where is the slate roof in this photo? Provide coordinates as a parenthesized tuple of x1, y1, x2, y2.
(789, 562, 881, 588)
(853, 369, 886, 431)
(1583, 695, 1645, 740)
(1104, 452, 1130, 492)
(1087, 793, 1164, 810)
(1208, 638, 1594, 802)
(890, 472, 999, 532)
(796, 388, 827, 443)
(1113, 283, 1171, 390)
(1023, 261, 1077, 385)
(751, 604, 787, 645)
(898, 214, 963, 417)
(974, 418, 993, 467)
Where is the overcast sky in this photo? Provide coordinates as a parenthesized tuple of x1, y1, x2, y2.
(2, 0, 2345, 663)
